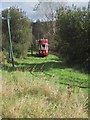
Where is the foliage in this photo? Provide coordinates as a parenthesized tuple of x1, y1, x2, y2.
(2, 7, 32, 58)
(56, 5, 89, 68)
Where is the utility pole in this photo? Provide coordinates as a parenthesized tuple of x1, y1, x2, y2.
(7, 9, 14, 68)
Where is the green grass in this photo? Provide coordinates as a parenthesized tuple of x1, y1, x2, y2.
(2, 52, 89, 118)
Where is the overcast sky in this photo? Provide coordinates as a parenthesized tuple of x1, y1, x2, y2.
(0, 0, 89, 21)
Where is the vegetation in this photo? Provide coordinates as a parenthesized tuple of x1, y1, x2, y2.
(2, 53, 89, 118)
(56, 5, 89, 69)
(32, 5, 89, 69)
(1, 3, 89, 118)
(2, 7, 32, 58)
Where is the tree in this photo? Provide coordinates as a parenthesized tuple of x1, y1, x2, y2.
(56, 5, 89, 67)
(2, 7, 32, 58)
(33, 2, 66, 51)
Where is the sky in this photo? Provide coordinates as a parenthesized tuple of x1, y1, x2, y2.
(0, 0, 89, 21)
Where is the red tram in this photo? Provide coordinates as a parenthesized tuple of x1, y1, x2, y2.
(36, 39, 48, 56)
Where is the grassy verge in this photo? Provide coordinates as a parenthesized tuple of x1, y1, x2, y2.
(2, 53, 89, 118)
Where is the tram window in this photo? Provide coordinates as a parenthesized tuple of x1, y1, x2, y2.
(45, 45, 48, 50)
(42, 44, 45, 48)
(39, 44, 48, 50)
(39, 45, 45, 50)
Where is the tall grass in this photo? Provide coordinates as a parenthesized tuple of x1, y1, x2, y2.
(1, 53, 89, 118)
(2, 70, 88, 118)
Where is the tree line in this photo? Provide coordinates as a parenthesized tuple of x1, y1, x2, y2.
(2, 4, 89, 70)
(32, 4, 89, 69)
(56, 5, 89, 69)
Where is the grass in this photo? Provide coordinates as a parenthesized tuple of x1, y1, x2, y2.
(1, 52, 89, 118)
